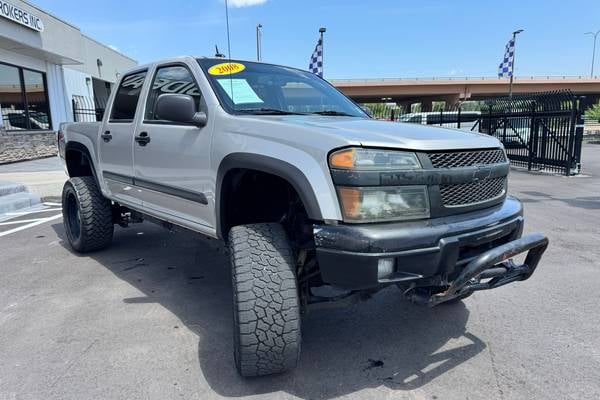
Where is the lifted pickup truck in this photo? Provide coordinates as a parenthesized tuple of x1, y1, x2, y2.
(58, 56, 548, 377)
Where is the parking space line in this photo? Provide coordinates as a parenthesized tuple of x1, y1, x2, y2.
(0, 218, 55, 226)
(0, 214, 62, 237)
(5, 208, 62, 216)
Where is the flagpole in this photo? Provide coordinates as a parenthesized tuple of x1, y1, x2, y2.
(319, 27, 326, 77)
(509, 29, 524, 98)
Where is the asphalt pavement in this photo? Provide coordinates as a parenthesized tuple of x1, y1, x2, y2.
(0, 146, 599, 400)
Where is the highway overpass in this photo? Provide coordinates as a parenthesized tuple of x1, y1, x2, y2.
(331, 76, 600, 109)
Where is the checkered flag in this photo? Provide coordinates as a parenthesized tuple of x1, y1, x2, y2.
(309, 38, 323, 77)
(498, 38, 515, 77)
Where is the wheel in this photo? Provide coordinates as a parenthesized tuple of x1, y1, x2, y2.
(62, 176, 114, 252)
(228, 223, 301, 377)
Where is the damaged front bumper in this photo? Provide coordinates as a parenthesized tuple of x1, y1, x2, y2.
(313, 197, 548, 302)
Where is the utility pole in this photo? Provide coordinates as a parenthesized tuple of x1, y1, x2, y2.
(585, 30, 600, 77)
(319, 27, 326, 77)
(256, 24, 262, 61)
(509, 29, 524, 98)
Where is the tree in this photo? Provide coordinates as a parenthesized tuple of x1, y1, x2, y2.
(585, 101, 600, 122)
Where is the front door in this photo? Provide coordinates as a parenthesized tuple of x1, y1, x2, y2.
(132, 63, 214, 233)
(99, 70, 148, 206)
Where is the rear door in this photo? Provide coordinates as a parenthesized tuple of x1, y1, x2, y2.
(99, 69, 148, 205)
(132, 62, 214, 232)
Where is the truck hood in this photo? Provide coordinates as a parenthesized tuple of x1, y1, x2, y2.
(234, 115, 501, 151)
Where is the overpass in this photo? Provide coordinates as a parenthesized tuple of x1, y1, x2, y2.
(330, 76, 600, 109)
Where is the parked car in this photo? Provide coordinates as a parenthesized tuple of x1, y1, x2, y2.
(58, 56, 548, 377)
(399, 111, 481, 131)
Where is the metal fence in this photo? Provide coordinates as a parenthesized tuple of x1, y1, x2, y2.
(72, 96, 108, 123)
(365, 90, 584, 175)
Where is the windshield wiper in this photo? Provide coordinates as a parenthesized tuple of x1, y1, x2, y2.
(237, 108, 305, 115)
(310, 110, 357, 117)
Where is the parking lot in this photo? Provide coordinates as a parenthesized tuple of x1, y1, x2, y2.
(0, 145, 599, 400)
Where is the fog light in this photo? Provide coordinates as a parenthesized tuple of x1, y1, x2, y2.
(377, 258, 395, 279)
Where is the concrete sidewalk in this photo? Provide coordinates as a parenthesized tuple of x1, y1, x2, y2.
(0, 157, 67, 200)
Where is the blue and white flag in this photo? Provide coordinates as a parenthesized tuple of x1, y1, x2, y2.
(498, 38, 515, 77)
(309, 38, 323, 77)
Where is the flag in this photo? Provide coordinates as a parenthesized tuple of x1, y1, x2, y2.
(309, 37, 323, 77)
(498, 38, 515, 78)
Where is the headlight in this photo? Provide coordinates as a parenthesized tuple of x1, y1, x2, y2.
(329, 148, 421, 170)
(337, 186, 430, 222)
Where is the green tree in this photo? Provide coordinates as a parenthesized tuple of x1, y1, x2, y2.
(585, 101, 600, 122)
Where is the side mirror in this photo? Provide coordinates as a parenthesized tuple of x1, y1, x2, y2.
(154, 94, 207, 127)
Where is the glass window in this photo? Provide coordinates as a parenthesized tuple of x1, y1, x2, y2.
(145, 65, 201, 120)
(23, 70, 51, 130)
(110, 71, 147, 121)
(0, 64, 27, 130)
(0, 63, 52, 131)
(197, 59, 366, 117)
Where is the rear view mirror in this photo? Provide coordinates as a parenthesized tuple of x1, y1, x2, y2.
(154, 94, 207, 127)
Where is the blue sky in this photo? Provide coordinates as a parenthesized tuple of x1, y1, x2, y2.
(33, 0, 600, 79)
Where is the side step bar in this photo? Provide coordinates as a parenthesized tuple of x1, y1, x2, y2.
(429, 233, 549, 306)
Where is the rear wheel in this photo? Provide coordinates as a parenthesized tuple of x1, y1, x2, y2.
(62, 176, 113, 252)
(228, 223, 301, 377)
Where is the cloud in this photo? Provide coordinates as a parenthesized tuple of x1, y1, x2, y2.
(228, 0, 267, 7)
(108, 44, 120, 52)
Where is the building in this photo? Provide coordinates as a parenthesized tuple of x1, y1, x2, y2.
(0, 0, 136, 163)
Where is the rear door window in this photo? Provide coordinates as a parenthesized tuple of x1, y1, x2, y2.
(110, 71, 147, 122)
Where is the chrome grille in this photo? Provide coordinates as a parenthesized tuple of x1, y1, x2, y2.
(429, 149, 506, 168)
(440, 177, 506, 206)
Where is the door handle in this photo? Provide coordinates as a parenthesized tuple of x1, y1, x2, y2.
(101, 131, 112, 142)
(135, 132, 151, 146)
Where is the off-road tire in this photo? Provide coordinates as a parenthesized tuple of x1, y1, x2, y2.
(229, 223, 301, 377)
(62, 176, 113, 252)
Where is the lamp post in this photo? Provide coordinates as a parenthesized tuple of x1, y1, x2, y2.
(509, 29, 523, 98)
(256, 24, 262, 61)
(319, 27, 326, 76)
(585, 30, 600, 77)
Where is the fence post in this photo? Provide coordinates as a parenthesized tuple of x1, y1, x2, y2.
(72, 98, 77, 122)
(439, 108, 443, 126)
(457, 105, 461, 129)
(527, 101, 536, 171)
(570, 96, 585, 175)
(390, 108, 395, 122)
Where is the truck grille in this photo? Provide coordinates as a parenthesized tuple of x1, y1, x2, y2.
(440, 177, 506, 206)
(429, 149, 506, 168)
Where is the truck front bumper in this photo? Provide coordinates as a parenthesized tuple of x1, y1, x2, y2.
(313, 196, 548, 294)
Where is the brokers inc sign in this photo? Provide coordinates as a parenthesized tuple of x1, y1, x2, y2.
(0, 1, 44, 32)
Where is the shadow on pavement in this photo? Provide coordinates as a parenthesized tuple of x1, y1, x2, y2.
(52, 221, 486, 399)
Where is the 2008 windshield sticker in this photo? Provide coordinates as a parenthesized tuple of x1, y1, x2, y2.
(208, 62, 246, 75)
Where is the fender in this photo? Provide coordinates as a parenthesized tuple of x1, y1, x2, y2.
(64, 141, 101, 188)
(216, 153, 324, 239)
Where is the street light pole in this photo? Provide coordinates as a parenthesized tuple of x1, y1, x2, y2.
(585, 30, 600, 77)
(256, 24, 262, 61)
(509, 29, 524, 98)
(319, 27, 326, 77)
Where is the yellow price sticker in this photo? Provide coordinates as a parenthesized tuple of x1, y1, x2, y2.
(208, 62, 246, 76)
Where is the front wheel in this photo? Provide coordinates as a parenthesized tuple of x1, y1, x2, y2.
(62, 176, 114, 252)
(228, 223, 301, 377)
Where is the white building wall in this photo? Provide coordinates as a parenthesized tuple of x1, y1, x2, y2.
(45, 63, 70, 129)
(62, 67, 95, 122)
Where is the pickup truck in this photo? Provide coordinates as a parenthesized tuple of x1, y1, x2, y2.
(58, 56, 548, 377)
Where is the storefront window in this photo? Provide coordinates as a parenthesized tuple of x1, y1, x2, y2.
(0, 62, 51, 131)
(0, 63, 27, 130)
(23, 70, 51, 130)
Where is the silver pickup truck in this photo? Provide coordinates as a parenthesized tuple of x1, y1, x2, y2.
(58, 56, 548, 377)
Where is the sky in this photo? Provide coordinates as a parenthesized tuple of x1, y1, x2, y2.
(32, 0, 600, 79)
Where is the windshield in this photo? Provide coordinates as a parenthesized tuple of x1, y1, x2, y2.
(197, 59, 367, 117)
